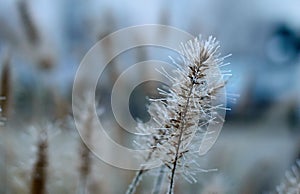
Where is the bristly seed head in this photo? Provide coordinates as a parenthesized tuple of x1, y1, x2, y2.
(134, 35, 230, 193)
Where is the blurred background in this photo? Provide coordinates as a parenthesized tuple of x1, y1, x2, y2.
(0, 0, 300, 193)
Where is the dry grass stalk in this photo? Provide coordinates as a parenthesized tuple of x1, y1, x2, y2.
(17, 1, 39, 45)
(0, 55, 12, 119)
(30, 131, 48, 194)
(75, 93, 96, 194)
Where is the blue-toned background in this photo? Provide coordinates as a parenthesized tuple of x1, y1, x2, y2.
(0, 0, 300, 193)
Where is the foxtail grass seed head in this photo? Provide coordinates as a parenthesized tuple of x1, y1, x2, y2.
(133, 35, 230, 194)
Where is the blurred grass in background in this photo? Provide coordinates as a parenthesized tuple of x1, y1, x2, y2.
(0, 0, 300, 193)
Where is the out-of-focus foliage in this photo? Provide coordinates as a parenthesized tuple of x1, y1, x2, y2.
(0, 0, 300, 193)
